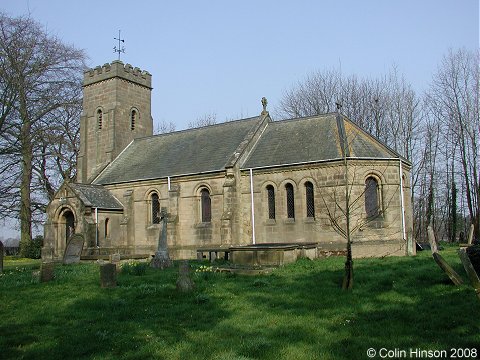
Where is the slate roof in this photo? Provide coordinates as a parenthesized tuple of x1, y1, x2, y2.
(69, 183, 123, 210)
(241, 113, 400, 169)
(91, 113, 403, 185)
(93, 116, 261, 185)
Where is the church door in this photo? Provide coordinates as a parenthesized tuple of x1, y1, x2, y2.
(64, 211, 75, 242)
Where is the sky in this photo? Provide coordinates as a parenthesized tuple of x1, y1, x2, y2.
(0, 0, 479, 238)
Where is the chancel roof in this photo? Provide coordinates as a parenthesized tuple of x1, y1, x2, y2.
(241, 113, 399, 169)
(92, 113, 403, 185)
(69, 183, 123, 209)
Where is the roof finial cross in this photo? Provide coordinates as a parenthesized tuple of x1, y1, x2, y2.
(113, 30, 126, 60)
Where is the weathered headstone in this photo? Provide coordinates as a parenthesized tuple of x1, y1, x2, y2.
(0, 240, 4, 274)
(100, 263, 117, 288)
(151, 209, 172, 269)
(41, 245, 54, 261)
(176, 260, 195, 292)
(63, 234, 84, 264)
(458, 248, 480, 300)
(40, 262, 55, 283)
(109, 253, 121, 264)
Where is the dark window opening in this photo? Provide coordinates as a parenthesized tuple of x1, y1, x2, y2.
(267, 185, 276, 219)
(151, 193, 160, 224)
(286, 183, 295, 219)
(131, 110, 137, 130)
(305, 181, 315, 218)
(365, 177, 379, 218)
(97, 109, 103, 130)
(104, 218, 110, 238)
(201, 188, 212, 223)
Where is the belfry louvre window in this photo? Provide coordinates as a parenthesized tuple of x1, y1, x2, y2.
(151, 193, 160, 224)
(286, 183, 295, 219)
(305, 181, 315, 218)
(97, 109, 103, 130)
(365, 177, 379, 218)
(267, 185, 276, 219)
(201, 188, 212, 223)
(130, 109, 137, 130)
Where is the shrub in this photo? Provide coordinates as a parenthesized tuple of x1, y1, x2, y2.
(22, 235, 43, 259)
(120, 261, 148, 276)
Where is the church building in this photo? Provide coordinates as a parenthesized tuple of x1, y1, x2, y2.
(43, 61, 414, 261)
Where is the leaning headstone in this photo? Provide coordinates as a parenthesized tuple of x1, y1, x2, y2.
(151, 209, 172, 269)
(176, 261, 195, 293)
(458, 248, 480, 300)
(40, 262, 55, 283)
(432, 252, 463, 286)
(63, 234, 84, 264)
(100, 263, 117, 288)
(0, 240, 4, 274)
(427, 225, 463, 285)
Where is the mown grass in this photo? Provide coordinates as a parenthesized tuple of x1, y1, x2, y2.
(0, 245, 479, 360)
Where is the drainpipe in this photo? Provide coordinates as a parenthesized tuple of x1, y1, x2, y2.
(249, 168, 256, 245)
(95, 207, 99, 248)
(399, 160, 408, 254)
(167, 176, 171, 191)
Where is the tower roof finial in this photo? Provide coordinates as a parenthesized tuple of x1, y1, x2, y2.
(113, 30, 126, 60)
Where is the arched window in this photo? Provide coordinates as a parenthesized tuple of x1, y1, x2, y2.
(97, 109, 103, 130)
(151, 192, 160, 224)
(286, 183, 295, 219)
(130, 109, 137, 130)
(305, 181, 315, 218)
(365, 177, 379, 218)
(201, 188, 211, 223)
(104, 218, 110, 238)
(266, 185, 276, 220)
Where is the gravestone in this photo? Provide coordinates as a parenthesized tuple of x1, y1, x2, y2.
(151, 209, 172, 269)
(109, 253, 121, 264)
(63, 234, 84, 264)
(0, 240, 4, 274)
(458, 248, 480, 300)
(40, 262, 55, 282)
(176, 260, 195, 292)
(467, 224, 475, 245)
(100, 263, 117, 288)
(428, 225, 463, 286)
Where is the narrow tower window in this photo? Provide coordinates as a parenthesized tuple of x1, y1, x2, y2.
(305, 181, 315, 218)
(130, 109, 137, 130)
(104, 218, 110, 238)
(286, 183, 295, 219)
(267, 185, 276, 220)
(97, 109, 103, 130)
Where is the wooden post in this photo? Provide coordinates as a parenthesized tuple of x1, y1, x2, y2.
(0, 241, 3, 274)
(467, 224, 475, 245)
(458, 248, 480, 300)
(427, 225, 438, 253)
(432, 252, 463, 286)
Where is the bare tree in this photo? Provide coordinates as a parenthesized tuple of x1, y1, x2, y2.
(188, 112, 217, 128)
(428, 48, 480, 241)
(155, 119, 176, 134)
(0, 13, 86, 255)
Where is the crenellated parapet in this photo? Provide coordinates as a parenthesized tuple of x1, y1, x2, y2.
(83, 60, 152, 89)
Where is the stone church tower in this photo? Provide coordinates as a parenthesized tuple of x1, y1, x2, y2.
(76, 61, 153, 183)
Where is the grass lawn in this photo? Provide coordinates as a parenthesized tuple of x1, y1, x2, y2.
(1, 245, 479, 360)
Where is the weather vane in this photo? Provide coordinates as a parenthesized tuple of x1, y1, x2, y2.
(113, 30, 125, 60)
